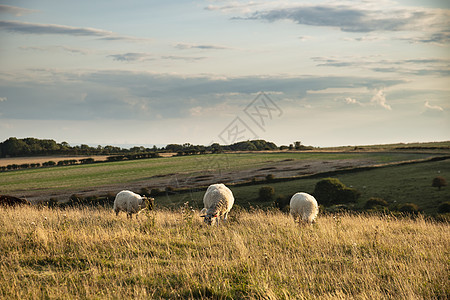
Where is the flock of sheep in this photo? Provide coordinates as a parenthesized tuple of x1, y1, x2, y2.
(114, 183, 319, 225)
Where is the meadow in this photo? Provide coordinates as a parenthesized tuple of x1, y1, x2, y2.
(154, 158, 450, 215)
(0, 151, 437, 195)
(0, 206, 448, 299)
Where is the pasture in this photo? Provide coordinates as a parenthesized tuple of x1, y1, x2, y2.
(0, 151, 439, 199)
(0, 206, 447, 299)
(161, 158, 450, 215)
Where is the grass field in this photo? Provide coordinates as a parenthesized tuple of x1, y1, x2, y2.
(0, 152, 438, 194)
(0, 206, 448, 299)
(156, 158, 450, 215)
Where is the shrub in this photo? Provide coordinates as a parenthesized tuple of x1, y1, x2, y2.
(313, 178, 360, 206)
(265, 174, 275, 182)
(432, 176, 447, 190)
(365, 197, 389, 209)
(258, 186, 275, 202)
(150, 188, 162, 196)
(437, 201, 450, 214)
(140, 187, 150, 197)
(274, 194, 290, 212)
(398, 203, 419, 214)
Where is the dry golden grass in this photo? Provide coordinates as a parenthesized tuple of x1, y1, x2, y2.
(0, 206, 448, 299)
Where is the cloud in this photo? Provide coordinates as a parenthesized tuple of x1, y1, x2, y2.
(0, 20, 151, 42)
(0, 97, 7, 102)
(312, 56, 450, 76)
(108, 53, 153, 62)
(344, 97, 361, 105)
(424, 101, 444, 112)
(0, 69, 406, 121)
(0, 5, 38, 16)
(20, 46, 91, 55)
(232, 4, 450, 44)
(161, 55, 206, 61)
(174, 43, 231, 50)
(370, 90, 391, 110)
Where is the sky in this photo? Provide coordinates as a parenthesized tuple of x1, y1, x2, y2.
(0, 0, 449, 147)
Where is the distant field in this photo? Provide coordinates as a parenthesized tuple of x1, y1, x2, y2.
(1, 207, 447, 299)
(161, 158, 450, 214)
(0, 152, 436, 195)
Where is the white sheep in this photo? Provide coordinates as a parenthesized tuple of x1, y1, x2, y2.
(200, 183, 234, 225)
(114, 190, 151, 219)
(290, 192, 319, 224)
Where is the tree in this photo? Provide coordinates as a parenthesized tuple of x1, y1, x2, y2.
(432, 176, 447, 190)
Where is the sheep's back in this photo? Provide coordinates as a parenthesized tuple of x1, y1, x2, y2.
(290, 192, 319, 222)
(203, 184, 234, 213)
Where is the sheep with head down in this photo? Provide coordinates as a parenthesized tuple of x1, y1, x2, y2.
(200, 183, 234, 225)
(290, 192, 319, 224)
(114, 190, 152, 219)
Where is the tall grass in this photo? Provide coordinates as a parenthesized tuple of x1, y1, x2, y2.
(0, 206, 448, 299)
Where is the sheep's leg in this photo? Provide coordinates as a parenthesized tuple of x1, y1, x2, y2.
(223, 212, 228, 222)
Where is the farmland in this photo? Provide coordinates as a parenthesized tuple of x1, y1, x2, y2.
(1, 151, 446, 207)
(1, 148, 449, 299)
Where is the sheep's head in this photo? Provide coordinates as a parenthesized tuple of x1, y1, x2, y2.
(200, 213, 218, 225)
(140, 196, 154, 209)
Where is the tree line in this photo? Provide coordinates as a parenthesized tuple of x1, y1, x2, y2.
(0, 137, 312, 158)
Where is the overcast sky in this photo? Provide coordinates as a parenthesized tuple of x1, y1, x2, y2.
(0, 0, 449, 147)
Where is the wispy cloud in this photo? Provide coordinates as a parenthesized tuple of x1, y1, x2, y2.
(20, 45, 92, 55)
(0, 20, 151, 42)
(371, 90, 391, 110)
(312, 56, 450, 76)
(0, 4, 38, 16)
(0, 97, 7, 102)
(108, 53, 153, 62)
(424, 101, 444, 112)
(174, 42, 232, 50)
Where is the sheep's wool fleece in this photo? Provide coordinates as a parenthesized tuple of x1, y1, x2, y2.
(203, 184, 234, 216)
(114, 190, 144, 215)
(290, 192, 319, 223)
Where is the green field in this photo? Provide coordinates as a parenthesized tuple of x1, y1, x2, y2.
(0, 152, 437, 194)
(161, 158, 450, 214)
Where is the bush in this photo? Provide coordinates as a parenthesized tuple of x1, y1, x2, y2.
(150, 188, 162, 196)
(365, 197, 389, 209)
(432, 176, 447, 190)
(437, 201, 450, 214)
(258, 186, 275, 202)
(265, 174, 275, 182)
(140, 187, 150, 197)
(274, 194, 290, 212)
(313, 178, 360, 206)
(398, 203, 419, 214)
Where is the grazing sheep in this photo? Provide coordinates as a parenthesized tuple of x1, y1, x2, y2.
(200, 183, 234, 225)
(290, 192, 319, 224)
(114, 190, 151, 219)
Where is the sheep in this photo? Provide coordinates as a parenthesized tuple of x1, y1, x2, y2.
(200, 183, 234, 225)
(289, 192, 319, 224)
(113, 190, 152, 219)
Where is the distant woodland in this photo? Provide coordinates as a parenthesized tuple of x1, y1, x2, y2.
(0, 137, 307, 158)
